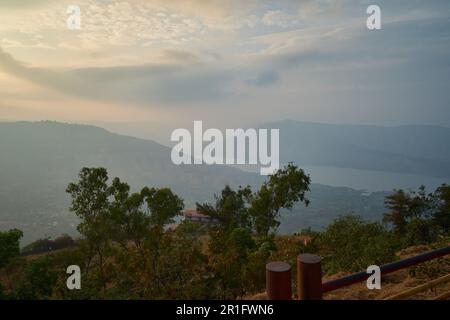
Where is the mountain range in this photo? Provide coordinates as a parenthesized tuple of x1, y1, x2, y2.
(2, 120, 449, 244)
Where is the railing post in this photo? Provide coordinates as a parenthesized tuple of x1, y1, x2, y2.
(297, 253, 323, 300)
(266, 261, 292, 300)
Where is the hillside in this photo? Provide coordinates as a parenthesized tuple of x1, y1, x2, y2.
(0, 121, 260, 242)
(11, 235, 450, 300)
(0, 121, 394, 244)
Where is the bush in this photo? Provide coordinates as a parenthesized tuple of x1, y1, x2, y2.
(316, 215, 399, 274)
(0, 229, 23, 268)
(12, 257, 58, 300)
(403, 218, 438, 247)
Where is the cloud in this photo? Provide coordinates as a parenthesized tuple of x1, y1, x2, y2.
(1, 0, 450, 126)
(0, 47, 96, 97)
(0, 0, 55, 9)
(261, 10, 299, 28)
(0, 46, 238, 105)
(246, 70, 279, 87)
(0, 0, 263, 51)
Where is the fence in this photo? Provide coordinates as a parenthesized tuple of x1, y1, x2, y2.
(266, 245, 450, 300)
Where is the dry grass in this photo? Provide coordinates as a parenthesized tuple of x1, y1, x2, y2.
(247, 242, 450, 300)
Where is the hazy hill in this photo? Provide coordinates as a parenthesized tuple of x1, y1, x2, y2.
(0, 121, 261, 242)
(0, 121, 259, 200)
(262, 120, 450, 178)
(0, 121, 388, 243)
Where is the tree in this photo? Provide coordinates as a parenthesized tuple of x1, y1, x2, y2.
(147, 222, 209, 299)
(12, 257, 58, 300)
(66, 167, 185, 298)
(66, 167, 112, 290)
(143, 186, 184, 227)
(197, 164, 310, 298)
(432, 184, 450, 234)
(66, 167, 111, 245)
(197, 185, 256, 298)
(0, 229, 23, 269)
(383, 186, 431, 235)
(198, 185, 252, 231)
(403, 217, 437, 246)
(250, 163, 310, 236)
(108, 177, 148, 248)
(317, 215, 398, 273)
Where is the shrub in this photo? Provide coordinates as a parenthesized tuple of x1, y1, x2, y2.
(316, 215, 399, 274)
(403, 218, 438, 247)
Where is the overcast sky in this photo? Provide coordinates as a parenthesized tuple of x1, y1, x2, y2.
(1, 0, 449, 137)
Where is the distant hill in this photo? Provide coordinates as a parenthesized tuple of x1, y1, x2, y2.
(0, 121, 388, 244)
(0, 121, 259, 200)
(0, 121, 263, 242)
(262, 120, 450, 178)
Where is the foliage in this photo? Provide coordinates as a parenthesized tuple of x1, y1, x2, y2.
(11, 256, 58, 300)
(0, 229, 23, 269)
(1, 165, 449, 300)
(383, 184, 450, 244)
(65, 168, 184, 294)
(315, 215, 399, 274)
(249, 163, 311, 236)
(432, 184, 450, 234)
(196, 163, 310, 298)
(383, 186, 432, 235)
(402, 218, 438, 247)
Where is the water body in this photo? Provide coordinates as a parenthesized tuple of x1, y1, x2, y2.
(235, 164, 447, 192)
(302, 165, 448, 192)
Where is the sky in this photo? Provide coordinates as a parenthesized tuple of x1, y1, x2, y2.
(0, 0, 449, 141)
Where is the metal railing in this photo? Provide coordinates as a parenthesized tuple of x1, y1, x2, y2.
(266, 245, 450, 300)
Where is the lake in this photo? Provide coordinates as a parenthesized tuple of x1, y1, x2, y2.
(302, 165, 447, 192)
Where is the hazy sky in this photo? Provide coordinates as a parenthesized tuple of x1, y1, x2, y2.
(1, 0, 450, 136)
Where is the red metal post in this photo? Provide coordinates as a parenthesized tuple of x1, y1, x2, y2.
(266, 261, 292, 300)
(297, 253, 323, 300)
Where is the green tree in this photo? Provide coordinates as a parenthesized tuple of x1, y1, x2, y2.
(317, 215, 398, 273)
(108, 178, 149, 248)
(12, 257, 58, 300)
(0, 229, 23, 269)
(197, 164, 310, 298)
(432, 184, 450, 234)
(198, 185, 252, 230)
(383, 186, 431, 235)
(147, 222, 209, 299)
(66, 167, 184, 299)
(403, 217, 437, 246)
(66, 167, 111, 273)
(250, 163, 310, 236)
(197, 185, 256, 298)
(142, 186, 184, 227)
